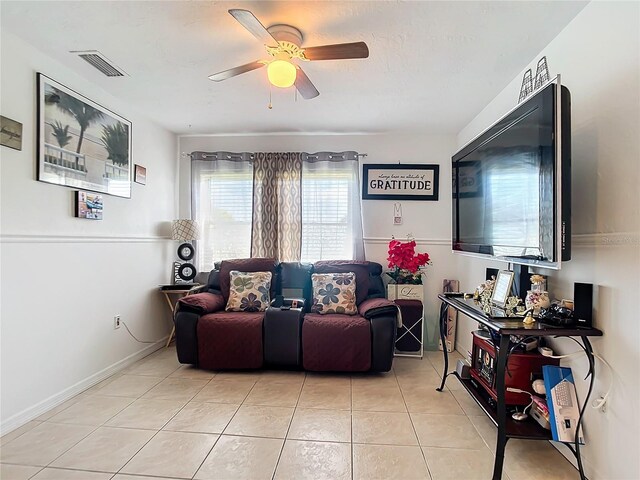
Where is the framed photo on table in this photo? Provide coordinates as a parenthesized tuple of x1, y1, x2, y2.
(491, 270, 514, 308)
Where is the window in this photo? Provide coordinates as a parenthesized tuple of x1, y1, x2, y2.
(192, 159, 253, 271)
(191, 152, 363, 267)
(301, 160, 360, 262)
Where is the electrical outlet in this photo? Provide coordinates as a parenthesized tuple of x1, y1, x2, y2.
(114, 315, 121, 329)
(598, 396, 607, 413)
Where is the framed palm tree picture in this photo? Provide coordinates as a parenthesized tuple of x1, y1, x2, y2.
(37, 73, 132, 198)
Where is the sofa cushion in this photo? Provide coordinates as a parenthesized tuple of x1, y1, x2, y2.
(358, 297, 398, 319)
(197, 312, 264, 370)
(302, 313, 371, 371)
(219, 258, 277, 300)
(226, 271, 272, 312)
(313, 261, 370, 305)
(177, 292, 225, 314)
(310, 272, 357, 315)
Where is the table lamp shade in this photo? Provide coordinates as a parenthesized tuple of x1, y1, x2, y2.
(171, 219, 200, 241)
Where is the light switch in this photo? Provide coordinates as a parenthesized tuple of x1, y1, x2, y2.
(393, 202, 402, 225)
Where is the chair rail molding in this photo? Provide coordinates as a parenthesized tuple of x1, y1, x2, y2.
(0, 233, 170, 244)
(364, 236, 450, 246)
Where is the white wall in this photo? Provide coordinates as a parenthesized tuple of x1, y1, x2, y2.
(179, 133, 459, 348)
(0, 32, 178, 432)
(455, 3, 640, 479)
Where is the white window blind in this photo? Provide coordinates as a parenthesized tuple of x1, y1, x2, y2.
(192, 159, 253, 271)
(301, 163, 358, 262)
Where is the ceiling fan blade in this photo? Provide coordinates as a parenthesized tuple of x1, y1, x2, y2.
(228, 9, 279, 48)
(303, 41, 369, 61)
(295, 67, 319, 99)
(208, 60, 265, 82)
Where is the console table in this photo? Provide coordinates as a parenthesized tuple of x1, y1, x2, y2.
(436, 295, 603, 480)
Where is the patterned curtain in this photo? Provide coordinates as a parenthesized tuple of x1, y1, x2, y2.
(251, 152, 303, 261)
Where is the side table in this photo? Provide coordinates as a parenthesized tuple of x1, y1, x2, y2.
(160, 284, 203, 347)
(394, 299, 424, 358)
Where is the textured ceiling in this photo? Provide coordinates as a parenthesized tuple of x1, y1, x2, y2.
(1, 1, 587, 135)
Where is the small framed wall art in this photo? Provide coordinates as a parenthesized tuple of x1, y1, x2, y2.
(75, 190, 103, 220)
(0, 115, 23, 150)
(134, 164, 146, 185)
(362, 164, 439, 201)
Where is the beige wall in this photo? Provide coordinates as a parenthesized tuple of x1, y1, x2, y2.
(0, 31, 178, 432)
(455, 3, 640, 478)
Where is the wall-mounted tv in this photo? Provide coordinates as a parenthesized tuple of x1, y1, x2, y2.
(452, 79, 571, 270)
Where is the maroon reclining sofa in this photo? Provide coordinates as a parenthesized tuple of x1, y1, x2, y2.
(173, 258, 398, 372)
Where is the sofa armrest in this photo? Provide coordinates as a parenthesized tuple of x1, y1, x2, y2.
(359, 298, 398, 320)
(177, 292, 225, 315)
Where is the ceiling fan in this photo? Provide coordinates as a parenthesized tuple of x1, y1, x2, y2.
(208, 9, 369, 99)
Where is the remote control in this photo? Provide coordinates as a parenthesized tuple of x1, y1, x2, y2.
(444, 292, 466, 297)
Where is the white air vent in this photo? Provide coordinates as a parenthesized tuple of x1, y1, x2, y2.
(71, 50, 127, 77)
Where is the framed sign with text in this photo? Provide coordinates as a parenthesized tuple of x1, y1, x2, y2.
(362, 164, 439, 201)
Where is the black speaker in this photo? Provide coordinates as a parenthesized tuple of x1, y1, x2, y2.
(574, 282, 593, 328)
(512, 265, 532, 300)
(486, 268, 499, 281)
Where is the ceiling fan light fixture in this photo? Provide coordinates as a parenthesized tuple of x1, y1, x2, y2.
(267, 59, 297, 88)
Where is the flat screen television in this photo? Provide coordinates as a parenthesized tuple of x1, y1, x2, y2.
(452, 79, 571, 270)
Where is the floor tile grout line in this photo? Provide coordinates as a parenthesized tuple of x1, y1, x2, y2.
(216, 377, 260, 437)
(271, 371, 307, 480)
(393, 361, 434, 480)
(2, 351, 171, 474)
(350, 375, 354, 480)
(2, 358, 165, 469)
(112, 384, 212, 478)
(91, 356, 212, 478)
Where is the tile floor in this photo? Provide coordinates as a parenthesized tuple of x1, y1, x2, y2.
(1, 348, 580, 480)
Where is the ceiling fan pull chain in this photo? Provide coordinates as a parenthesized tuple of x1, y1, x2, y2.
(268, 84, 273, 110)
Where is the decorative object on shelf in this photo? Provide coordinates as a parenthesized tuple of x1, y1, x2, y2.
(386, 236, 431, 284)
(491, 270, 515, 308)
(171, 219, 200, 283)
(519, 56, 551, 103)
(523, 308, 536, 325)
(134, 164, 146, 185)
(473, 277, 495, 312)
(518, 69, 533, 103)
(525, 274, 551, 314)
(362, 164, 440, 201)
(37, 73, 132, 198)
(74, 191, 103, 220)
(533, 56, 550, 90)
(0, 115, 23, 150)
(386, 236, 430, 300)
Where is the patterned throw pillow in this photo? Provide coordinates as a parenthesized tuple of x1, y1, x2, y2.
(225, 271, 272, 312)
(311, 272, 357, 315)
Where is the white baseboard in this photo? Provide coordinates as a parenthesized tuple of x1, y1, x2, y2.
(0, 339, 167, 435)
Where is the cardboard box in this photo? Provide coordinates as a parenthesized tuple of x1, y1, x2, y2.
(387, 284, 424, 301)
(543, 365, 584, 444)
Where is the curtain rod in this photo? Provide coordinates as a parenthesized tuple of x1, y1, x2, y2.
(181, 152, 368, 159)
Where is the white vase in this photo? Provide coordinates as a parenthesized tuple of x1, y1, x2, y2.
(525, 290, 550, 313)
